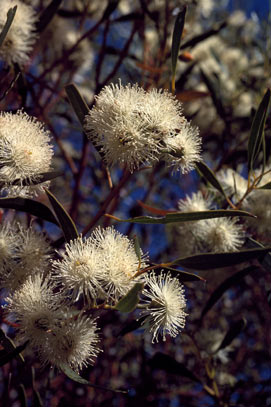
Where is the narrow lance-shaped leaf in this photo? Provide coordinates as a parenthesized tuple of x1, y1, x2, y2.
(107, 209, 254, 225)
(8, 170, 63, 187)
(149, 352, 201, 383)
(36, 0, 63, 32)
(171, 247, 271, 270)
(0, 341, 28, 367)
(248, 88, 271, 171)
(216, 318, 247, 351)
(201, 266, 258, 319)
(0, 197, 59, 225)
(133, 235, 141, 263)
(115, 283, 144, 312)
(18, 384, 27, 407)
(0, 328, 24, 364)
(196, 161, 228, 200)
(171, 6, 187, 93)
(0, 6, 17, 48)
(118, 316, 146, 337)
(150, 264, 205, 282)
(256, 181, 271, 190)
(59, 363, 127, 393)
(45, 189, 79, 242)
(65, 83, 89, 128)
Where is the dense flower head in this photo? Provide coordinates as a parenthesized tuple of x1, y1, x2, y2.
(141, 271, 187, 343)
(52, 235, 106, 304)
(40, 312, 101, 372)
(0, 0, 38, 67)
(177, 191, 245, 256)
(84, 82, 201, 172)
(91, 226, 149, 302)
(0, 222, 52, 292)
(0, 110, 54, 197)
(5, 274, 101, 371)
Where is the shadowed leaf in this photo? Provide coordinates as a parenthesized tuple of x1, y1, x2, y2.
(257, 181, 271, 189)
(217, 318, 247, 351)
(171, 6, 187, 93)
(149, 352, 201, 383)
(0, 329, 24, 365)
(150, 264, 205, 282)
(65, 83, 89, 127)
(0, 341, 28, 367)
(115, 283, 144, 312)
(118, 316, 146, 337)
(9, 170, 63, 187)
(59, 363, 127, 393)
(248, 88, 271, 170)
(0, 197, 59, 225)
(201, 266, 258, 319)
(0, 6, 17, 48)
(18, 384, 27, 407)
(172, 247, 271, 270)
(196, 161, 228, 200)
(45, 189, 79, 242)
(36, 0, 63, 33)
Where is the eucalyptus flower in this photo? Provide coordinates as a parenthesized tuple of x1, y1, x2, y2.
(0, 0, 38, 67)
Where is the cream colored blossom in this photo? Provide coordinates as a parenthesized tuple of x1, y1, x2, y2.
(141, 271, 187, 343)
(0, 0, 38, 67)
(91, 226, 148, 303)
(84, 82, 200, 172)
(52, 236, 105, 305)
(0, 110, 53, 197)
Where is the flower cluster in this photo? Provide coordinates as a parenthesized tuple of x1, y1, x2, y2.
(0, 110, 54, 197)
(84, 82, 201, 172)
(176, 191, 245, 256)
(0, 0, 38, 67)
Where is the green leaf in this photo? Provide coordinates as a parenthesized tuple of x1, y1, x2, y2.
(217, 318, 247, 351)
(200, 68, 225, 119)
(171, 6, 187, 93)
(45, 189, 79, 242)
(149, 352, 201, 383)
(172, 247, 271, 270)
(110, 209, 254, 224)
(0, 6, 17, 48)
(0, 197, 59, 225)
(133, 235, 141, 263)
(248, 88, 271, 171)
(36, 0, 63, 33)
(59, 363, 127, 393)
(65, 83, 89, 127)
(115, 283, 144, 312)
(196, 161, 228, 200)
(201, 266, 258, 319)
(118, 316, 146, 337)
(0, 328, 24, 365)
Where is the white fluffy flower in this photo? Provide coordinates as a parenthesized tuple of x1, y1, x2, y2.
(177, 191, 244, 256)
(163, 122, 201, 173)
(5, 274, 101, 371)
(0, 223, 52, 292)
(0, 221, 17, 269)
(0, 110, 54, 197)
(141, 271, 187, 343)
(203, 217, 245, 253)
(52, 236, 105, 305)
(5, 274, 63, 351)
(0, 0, 38, 67)
(84, 82, 200, 172)
(217, 168, 248, 202)
(91, 226, 148, 303)
(40, 312, 101, 372)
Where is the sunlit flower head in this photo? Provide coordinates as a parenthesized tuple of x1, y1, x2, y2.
(141, 271, 187, 343)
(0, 0, 38, 67)
(52, 236, 105, 305)
(84, 82, 199, 172)
(91, 226, 148, 303)
(0, 221, 17, 269)
(0, 110, 54, 197)
(163, 122, 202, 173)
(40, 312, 101, 372)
